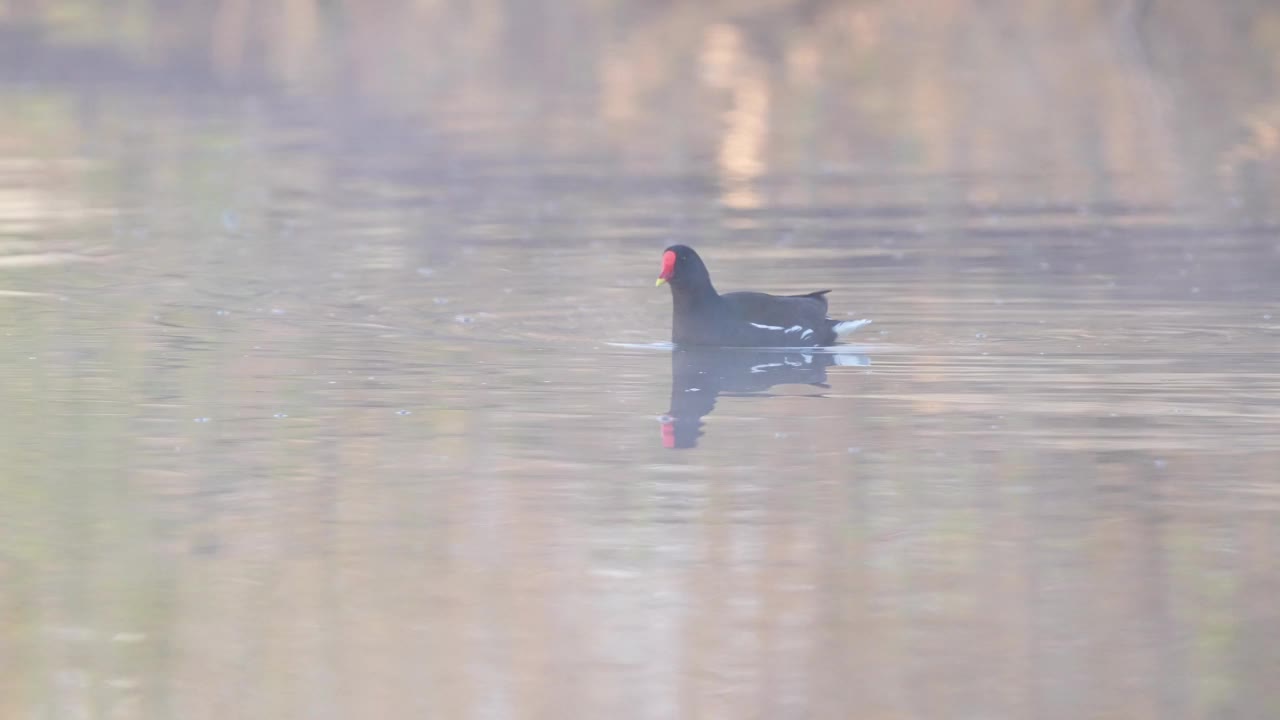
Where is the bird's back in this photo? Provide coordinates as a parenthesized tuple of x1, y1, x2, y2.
(720, 290, 830, 326)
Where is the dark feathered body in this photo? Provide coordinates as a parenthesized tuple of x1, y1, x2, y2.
(657, 245, 867, 348)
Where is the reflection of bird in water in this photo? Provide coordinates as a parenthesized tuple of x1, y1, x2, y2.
(661, 347, 869, 449)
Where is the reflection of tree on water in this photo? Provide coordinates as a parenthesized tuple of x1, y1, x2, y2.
(661, 347, 868, 449)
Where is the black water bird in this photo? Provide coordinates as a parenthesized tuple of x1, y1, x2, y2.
(655, 245, 870, 347)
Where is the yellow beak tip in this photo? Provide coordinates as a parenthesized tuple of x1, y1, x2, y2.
(655, 278, 667, 287)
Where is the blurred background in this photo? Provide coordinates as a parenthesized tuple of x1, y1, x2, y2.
(1, 1, 1279, 718)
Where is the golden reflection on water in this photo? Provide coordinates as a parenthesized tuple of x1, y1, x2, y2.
(700, 23, 768, 212)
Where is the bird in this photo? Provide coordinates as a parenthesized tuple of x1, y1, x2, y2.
(654, 244, 870, 347)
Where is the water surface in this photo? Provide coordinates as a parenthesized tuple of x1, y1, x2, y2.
(2, 2, 1279, 719)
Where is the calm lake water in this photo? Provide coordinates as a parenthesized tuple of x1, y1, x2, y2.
(2, 2, 1279, 719)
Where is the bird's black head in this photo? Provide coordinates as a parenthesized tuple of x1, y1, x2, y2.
(655, 244, 714, 294)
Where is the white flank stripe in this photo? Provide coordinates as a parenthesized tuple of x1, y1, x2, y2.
(834, 319, 872, 335)
(801, 329, 814, 340)
(749, 322, 784, 331)
(785, 325, 804, 334)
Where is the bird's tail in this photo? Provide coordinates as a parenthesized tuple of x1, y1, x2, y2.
(832, 319, 872, 335)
